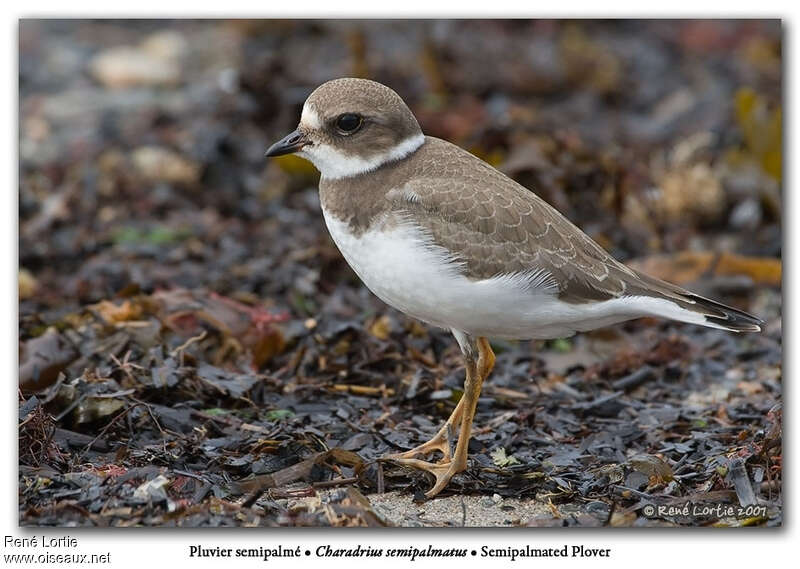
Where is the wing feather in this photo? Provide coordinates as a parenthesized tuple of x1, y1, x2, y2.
(387, 138, 632, 302)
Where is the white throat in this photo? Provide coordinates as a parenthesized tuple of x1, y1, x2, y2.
(299, 134, 425, 180)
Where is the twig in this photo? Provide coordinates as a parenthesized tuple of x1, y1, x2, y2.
(173, 469, 210, 483)
(75, 403, 144, 463)
(331, 384, 395, 397)
(171, 330, 207, 365)
(313, 476, 359, 489)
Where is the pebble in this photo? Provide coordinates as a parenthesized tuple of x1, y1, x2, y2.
(91, 46, 180, 88)
(729, 197, 763, 230)
(131, 146, 200, 184)
(658, 163, 725, 221)
(133, 474, 170, 502)
(89, 30, 186, 89)
(140, 30, 188, 61)
(429, 389, 453, 400)
(19, 268, 38, 299)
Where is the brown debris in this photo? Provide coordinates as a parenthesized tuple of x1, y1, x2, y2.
(19, 328, 78, 393)
(628, 251, 782, 287)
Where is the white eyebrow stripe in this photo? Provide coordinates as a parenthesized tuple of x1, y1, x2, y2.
(299, 133, 426, 180)
(300, 103, 322, 130)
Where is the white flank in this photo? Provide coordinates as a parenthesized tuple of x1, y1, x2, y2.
(322, 211, 714, 339)
(300, 134, 425, 180)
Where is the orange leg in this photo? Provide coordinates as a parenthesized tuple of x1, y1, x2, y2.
(382, 395, 466, 464)
(382, 336, 495, 498)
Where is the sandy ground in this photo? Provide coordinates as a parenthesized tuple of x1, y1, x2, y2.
(366, 491, 554, 527)
(282, 489, 557, 527)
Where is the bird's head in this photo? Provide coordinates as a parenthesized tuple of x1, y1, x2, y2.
(265, 78, 424, 180)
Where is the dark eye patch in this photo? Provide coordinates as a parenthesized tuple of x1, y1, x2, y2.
(335, 113, 363, 134)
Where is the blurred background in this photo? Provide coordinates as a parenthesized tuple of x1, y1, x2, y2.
(18, 20, 782, 527)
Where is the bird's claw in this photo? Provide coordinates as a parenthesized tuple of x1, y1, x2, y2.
(381, 456, 466, 498)
(381, 433, 453, 464)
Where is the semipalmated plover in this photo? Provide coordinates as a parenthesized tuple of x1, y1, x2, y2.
(266, 78, 762, 498)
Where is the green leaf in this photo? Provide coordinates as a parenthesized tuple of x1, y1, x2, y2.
(265, 409, 294, 421)
(490, 447, 520, 467)
(551, 338, 572, 353)
(203, 408, 229, 416)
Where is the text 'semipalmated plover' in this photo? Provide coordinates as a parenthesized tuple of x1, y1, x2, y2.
(266, 78, 763, 498)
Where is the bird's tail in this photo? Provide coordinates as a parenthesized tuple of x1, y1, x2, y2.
(677, 291, 764, 332)
(630, 270, 764, 333)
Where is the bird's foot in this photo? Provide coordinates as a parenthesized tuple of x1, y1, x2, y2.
(382, 400, 463, 464)
(381, 396, 468, 497)
(382, 456, 466, 498)
(382, 431, 453, 464)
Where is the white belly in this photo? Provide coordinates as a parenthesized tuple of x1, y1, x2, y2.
(321, 208, 705, 339)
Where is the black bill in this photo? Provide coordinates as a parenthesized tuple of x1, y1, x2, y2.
(265, 129, 308, 157)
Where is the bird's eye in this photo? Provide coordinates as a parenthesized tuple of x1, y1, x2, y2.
(335, 113, 363, 134)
